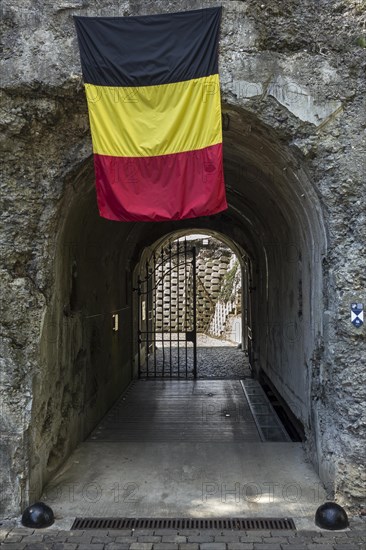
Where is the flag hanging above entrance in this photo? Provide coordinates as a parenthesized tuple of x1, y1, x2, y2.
(74, 8, 227, 222)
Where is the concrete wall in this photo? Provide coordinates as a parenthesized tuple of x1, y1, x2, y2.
(30, 171, 135, 508)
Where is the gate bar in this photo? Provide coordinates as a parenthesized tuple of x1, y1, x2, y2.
(169, 242, 172, 377)
(153, 252, 157, 375)
(184, 239, 188, 377)
(192, 246, 197, 379)
(161, 247, 165, 377)
(137, 275, 141, 378)
(145, 261, 149, 378)
(176, 240, 180, 378)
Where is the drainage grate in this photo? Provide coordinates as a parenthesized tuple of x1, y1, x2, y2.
(71, 517, 296, 531)
(241, 380, 292, 442)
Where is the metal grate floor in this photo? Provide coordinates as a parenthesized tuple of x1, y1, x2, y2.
(88, 380, 261, 442)
(241, 380, 291, 442)
(71, 517, 296, 531)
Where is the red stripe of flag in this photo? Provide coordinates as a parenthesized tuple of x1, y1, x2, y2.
(94, 144, 227, 222)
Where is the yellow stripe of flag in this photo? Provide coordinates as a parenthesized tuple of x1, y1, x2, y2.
(85, 74, 222, 158)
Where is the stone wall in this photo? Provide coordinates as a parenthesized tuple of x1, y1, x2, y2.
(196, 251, 232, 332)
(154, 260, 193, 332)
(1, 0, 365, 515)
(154, 239, 233, 333)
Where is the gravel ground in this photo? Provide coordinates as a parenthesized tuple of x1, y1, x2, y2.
(141, 333, 251, 379)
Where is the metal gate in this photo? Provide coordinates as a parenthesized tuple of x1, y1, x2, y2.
(135, 239, 197, 378)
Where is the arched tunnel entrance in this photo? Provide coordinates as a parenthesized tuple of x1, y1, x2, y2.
(35, 105, 327, 520)
(134, 231, 251, 380)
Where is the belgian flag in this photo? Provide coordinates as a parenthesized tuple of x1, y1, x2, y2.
(74, 8, 227, 222)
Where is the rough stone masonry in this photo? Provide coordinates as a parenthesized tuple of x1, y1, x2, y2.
(0, 0, 365, 518)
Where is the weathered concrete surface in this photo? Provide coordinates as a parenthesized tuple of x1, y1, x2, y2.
(37, 381, 323, 521)
(39, 442, 327, 521)
(1, 0, 365, 517)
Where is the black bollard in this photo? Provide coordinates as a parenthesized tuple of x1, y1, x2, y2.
(21, 502, 54, 529)
(315, 502, 349, 530)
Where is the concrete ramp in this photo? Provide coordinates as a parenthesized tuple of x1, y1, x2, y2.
(41, 380, 326, 525)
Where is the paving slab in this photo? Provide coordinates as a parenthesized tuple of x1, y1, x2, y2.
(0, 521, 365, 550)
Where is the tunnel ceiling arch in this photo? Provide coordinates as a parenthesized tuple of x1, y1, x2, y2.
(143, 228, 249, 267)
(108, 105, 327, 275)
(29, 99, 333, 519)
(59, 104, 326, 272)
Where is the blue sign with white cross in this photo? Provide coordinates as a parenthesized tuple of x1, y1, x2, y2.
(351, 303, 364, 328)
